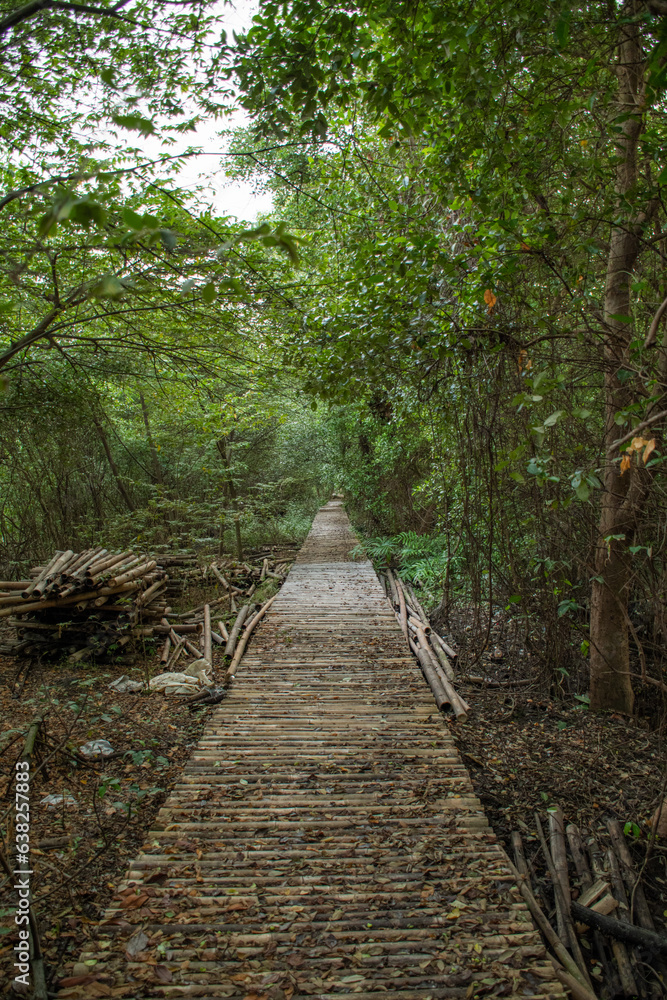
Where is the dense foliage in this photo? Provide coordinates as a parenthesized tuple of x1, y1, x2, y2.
(1, 0, 667, 710)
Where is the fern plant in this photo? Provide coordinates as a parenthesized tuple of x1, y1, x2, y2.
(355, 531, 451, 599)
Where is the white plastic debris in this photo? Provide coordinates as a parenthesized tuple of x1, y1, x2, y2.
(183, 659, 213, 685)
(149, 671, 200, 695)
(149, 665, 213, 695)
(79, 739, 114, 758)
(108, 675, 144, 693)
(40, 793, 77, 809)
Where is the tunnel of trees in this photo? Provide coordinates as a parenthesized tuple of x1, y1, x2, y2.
(2, 0, 666, 712)
(1, 3, 667, 993)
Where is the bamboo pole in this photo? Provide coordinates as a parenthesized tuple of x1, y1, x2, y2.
(22, 550, 65, 598)
(511, 831, 530, 877)
(403, 580, 429, 623)
(225, 604, 250, 658)
(136, 575, 168, 606)
(606, 817, 655, 930)
(160, 636, 171, 664)
(393, 573, 409, 640)
(571, 901, 667, 953)
(413, 626, 469, 719)
(226, 595, 277, 678)
(385, 568, 399, 607)
(549, 805, 570, 942)
(534, 812, 592, 987)
(203, 604, 212, 665)
(505, 859, 596, 998)
(59, 547, 95, 579)
(210, 564, 229, 588)
(0, 581, 142, 618)
(429, 630, 456, 680)
(606, 847, 641, 996)
(218, 619, 229, 642)
(110, 560, 156, 586)
(88, 550, 133, 581)
(165, 636, 187, 671)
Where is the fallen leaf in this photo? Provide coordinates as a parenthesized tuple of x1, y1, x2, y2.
(125, 930, 149, 957)
(59, 974, 105, 988)
(155, 965, 173, 983)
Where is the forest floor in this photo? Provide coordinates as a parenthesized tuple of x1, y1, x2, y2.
(444, 603, 667, 941)
(1, 585, 666, 994)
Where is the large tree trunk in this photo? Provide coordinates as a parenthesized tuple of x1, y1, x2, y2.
(589, 10, 652, 712)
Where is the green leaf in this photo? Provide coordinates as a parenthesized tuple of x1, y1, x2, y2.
(202, 282, 217, 304)
(112, 113, 156, 136)
(91, 274, 125, 299)
(123, 208, 146, 230)
(544, 409, 564, 427)
(575, 481, 590, 501)
(554, 12, 570, 48)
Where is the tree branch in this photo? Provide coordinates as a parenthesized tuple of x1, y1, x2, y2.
(0, 0, 134, 38)
(607, 409, 667, 451)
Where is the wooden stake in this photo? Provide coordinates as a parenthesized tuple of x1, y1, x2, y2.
(203, 604, 212, 665)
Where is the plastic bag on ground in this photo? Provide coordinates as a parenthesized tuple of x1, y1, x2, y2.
(108, 675, 144, 693)
(41, 793, 77, 809)
(149, 671, 200, 695)
(79, 739, 114, 758)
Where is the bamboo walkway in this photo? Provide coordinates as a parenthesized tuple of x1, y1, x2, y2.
(66, 502, 563, 999)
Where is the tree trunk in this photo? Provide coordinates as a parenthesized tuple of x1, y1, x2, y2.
(590, 11, 654, 713)
(92, 415, 135, 512)
(139, 392, 163, 484)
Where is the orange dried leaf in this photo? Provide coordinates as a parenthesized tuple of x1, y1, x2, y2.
(643, 438, 656, 463)
(620, 454, 632, 474)
(484, 289, 497, 311)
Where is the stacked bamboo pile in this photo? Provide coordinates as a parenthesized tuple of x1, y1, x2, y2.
(0, 548, 169, 662)
(511, 808, 666, 999)
(378, 568, 469, 720)
(155, 551, 198, 600)
(158, 552, 293, 608)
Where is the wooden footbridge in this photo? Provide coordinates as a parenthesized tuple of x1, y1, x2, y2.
(68, 502, 562, 999)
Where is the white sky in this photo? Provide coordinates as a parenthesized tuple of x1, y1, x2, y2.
(162, 0, 274, 222)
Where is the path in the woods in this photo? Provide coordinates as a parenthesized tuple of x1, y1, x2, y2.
(64, 502, 562, 999)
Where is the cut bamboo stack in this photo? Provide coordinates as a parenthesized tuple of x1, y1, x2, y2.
(0, 547, 169, 662)
(378, 568, 468, 720)
(511, 808, 665, 999)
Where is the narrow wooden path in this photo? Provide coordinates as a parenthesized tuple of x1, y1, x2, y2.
(70, 502, 562, 999)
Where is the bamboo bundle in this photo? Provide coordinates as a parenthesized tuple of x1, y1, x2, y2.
(382, 569, 467, 718)
(509, 810, 664, 999)
(0, 547, 170, 661)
